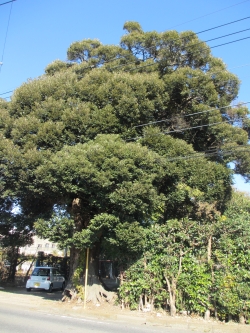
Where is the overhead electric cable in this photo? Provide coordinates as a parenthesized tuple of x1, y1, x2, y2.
(2, 18, 250, 98)
(0, 0, 14, 74)
(125, 36, 250, 73)
(0, 0, 16, 6)
(111, 19, 250, 71)
(128, 116, 248, 141)
(64, 17, 250, 74)
(0, 89, 13, 95)
(195, 16, 250, 35)
(64, 17, 250, 77)
(134, 102, 250, 128)
(166, 147, 250, 162)
(163, 117, 246, 134)
(210, 36, 250, 49)
(150, 16, 250, 57)
(71, 15, 250, 74)
(167, 0, 250, 29)
(204, 28, 250, 43)
(192, 62, 250, 78)
(154, 16, 250, 56)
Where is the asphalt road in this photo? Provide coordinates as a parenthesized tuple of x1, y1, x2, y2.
(0, 287, 249, 333)
(0, 302, 192, 333)
(0, 287, 193, 333)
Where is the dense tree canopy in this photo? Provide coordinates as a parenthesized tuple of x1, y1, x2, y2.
(0, 22, 249, 309)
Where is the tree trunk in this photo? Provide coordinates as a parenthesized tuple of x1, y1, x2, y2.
(8, 258, 17, 282)
(66, 197, 85, 289)
(84, 246, 115, 304)
(204, 309, 210, 320)
(64, 197, 115, 304)
(207, 235, 212, 261)
(165, 276, 177, 316)
(63, 198, 88, 299)
(68, 245, 82, 283)
(7, 247, 19, 282)
(239, 314, 246, 324)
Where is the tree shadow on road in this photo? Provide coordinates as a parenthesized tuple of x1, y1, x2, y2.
(0, 284, 64, 302)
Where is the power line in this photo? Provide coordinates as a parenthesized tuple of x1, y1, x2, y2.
(0, 0, 14, 75)
(149, 16, 250, 57)
(1, 22, 250, 96)
(107, 16, 250, 74)
(128, 116, 248, 142)
(192, 62, 250, 77)
(125, 36, 250, 73)
(3, 16, 247, 87)
(0, 0, 16, 6)
(109, 16, 250, 72)
(163, 117, 246, 135)
(134, 102, 250, 128)
(167, 0, 250, 30)
(210, 36, 250, 49)
(195, 16, 250, 35)
(116, 15, 250, 71)
(95, 16, 250, 72)
(166, 146, 250, 162)
(0, 89, 13, 95)
(204, 28, 250, 43)
(74, 17, 237, 72)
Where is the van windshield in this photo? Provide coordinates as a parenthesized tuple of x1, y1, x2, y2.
(32, 268, 50, 276)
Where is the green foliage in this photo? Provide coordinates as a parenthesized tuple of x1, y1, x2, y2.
(0, 211, 34, 281)
(118, 195, 250, 317)
(212, 191, 250, 320)
(45, 60, 74, 76)
(34, 209, 74, 249)
(1, 21, 250, 317)
(179, 257, 212, 314)
(119, 221, 208, 312)
(67, 39, 101, 63)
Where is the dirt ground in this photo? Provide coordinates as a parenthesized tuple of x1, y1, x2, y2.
(1, 282, 250, 333)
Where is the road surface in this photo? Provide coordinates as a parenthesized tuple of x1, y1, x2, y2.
(0, 286, 249, 333)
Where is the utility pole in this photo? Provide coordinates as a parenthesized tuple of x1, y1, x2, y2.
(83, 248, 89, 309)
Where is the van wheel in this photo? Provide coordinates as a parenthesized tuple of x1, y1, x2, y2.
(48, 284, 53, 293)
(61, 282, 65, 291)
(26, 288, 31, 292)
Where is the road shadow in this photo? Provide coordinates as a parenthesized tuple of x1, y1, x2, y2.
(0, 284, 64, 302)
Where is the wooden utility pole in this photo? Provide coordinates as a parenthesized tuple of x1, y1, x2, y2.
(83, 248, 89, 309)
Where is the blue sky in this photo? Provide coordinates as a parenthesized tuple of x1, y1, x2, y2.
(0, 0, 249, 193)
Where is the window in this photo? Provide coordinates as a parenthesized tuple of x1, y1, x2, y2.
(32, 268, 50, 276)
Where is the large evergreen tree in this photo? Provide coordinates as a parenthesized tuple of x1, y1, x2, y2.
(0, 22, 249, 302)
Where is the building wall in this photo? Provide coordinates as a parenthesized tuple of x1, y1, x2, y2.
(19, 236, 63, 256)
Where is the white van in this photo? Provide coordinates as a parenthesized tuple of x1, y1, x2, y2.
(26, 267, 65, 292)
